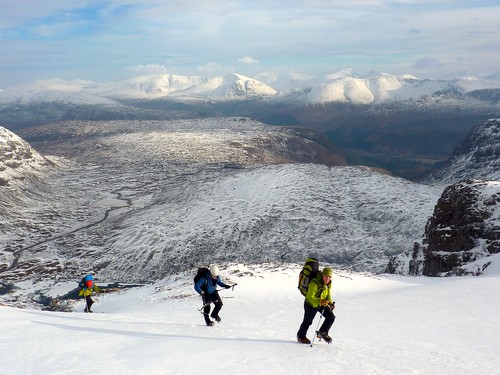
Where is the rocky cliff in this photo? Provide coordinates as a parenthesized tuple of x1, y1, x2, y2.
(387, 179, 500, 276)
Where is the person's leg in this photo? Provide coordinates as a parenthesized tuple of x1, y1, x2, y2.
(202, 292, 213, 325)
(319, 307, 336, 334)
(297, 302, 317, 339)
(210, 291, 223, 321)
(84, 295, 93, 312)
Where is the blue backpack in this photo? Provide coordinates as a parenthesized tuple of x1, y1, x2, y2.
(79, 274, 94, 289)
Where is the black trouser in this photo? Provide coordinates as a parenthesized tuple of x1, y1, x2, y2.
(84, 295, 94, 312)
(297, 301, 335, 338)
(202, 291, 223, 323)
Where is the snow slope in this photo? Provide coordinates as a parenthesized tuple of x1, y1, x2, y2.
(1, 262, 499, 374)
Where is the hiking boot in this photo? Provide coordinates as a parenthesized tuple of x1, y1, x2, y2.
(206, 320, 215, 326)
(297, 336, 311, 344)
(316, 331, 332, 344)
(211, 314, 221, 322)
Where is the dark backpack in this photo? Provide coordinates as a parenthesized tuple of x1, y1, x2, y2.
(194, 267, 209, 284)
(298, 257, 319, 296)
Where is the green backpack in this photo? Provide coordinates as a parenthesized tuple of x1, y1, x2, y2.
(298, 257, 319, 296)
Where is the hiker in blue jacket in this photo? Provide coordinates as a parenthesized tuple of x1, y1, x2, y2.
(194, 264, 231, 326)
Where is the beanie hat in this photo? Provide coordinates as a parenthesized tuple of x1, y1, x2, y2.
(322, 267, 333, 277)
(209, 264, 219, 277)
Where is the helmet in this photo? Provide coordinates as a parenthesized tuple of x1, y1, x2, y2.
(85, 280, 93, 288)
(322, 267, 333, 277)
(209, 264, 219, 277)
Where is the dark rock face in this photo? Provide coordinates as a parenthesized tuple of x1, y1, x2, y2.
(387, 179, 500, 276)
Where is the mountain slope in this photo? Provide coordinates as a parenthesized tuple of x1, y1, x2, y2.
(171, 73, 278, 99)
(0, 119, 440, 288)
(0, 126, 53, 186)
(424, 118, 500, 183)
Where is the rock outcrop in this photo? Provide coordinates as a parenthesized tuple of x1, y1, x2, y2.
(387, 179, 500, 276)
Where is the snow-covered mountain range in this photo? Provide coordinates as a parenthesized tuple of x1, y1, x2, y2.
(3, 70, 500, 104)
(1, 70, 499, 180)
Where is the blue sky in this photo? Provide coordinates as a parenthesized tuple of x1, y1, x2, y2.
(0, 0, 499, 87)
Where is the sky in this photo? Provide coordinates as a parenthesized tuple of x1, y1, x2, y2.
(0, 1, 499, 88)
(1, 262, 500, 374)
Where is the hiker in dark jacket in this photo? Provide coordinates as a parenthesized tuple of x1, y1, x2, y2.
(297, 267, 336, 344)
(194, 264, 231, 326)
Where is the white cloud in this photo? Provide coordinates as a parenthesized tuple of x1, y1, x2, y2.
(197, 62, 223, 73)
(126, 64, 168, 74)
(238, 56, 259, 64)
(413, 57, 444, 70)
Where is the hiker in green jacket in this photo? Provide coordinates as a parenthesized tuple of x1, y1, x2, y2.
(297, 267, 336, 344)
(78, 275, 101, 313)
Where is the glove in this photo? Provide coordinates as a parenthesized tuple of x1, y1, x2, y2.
(329, 301, 336, 310)
(225, 285, 231, 289)
(319, 299, 329, 307)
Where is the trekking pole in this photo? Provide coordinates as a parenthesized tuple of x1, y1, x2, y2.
(310, 313, 324, 347)
(215, 284, 237, 293)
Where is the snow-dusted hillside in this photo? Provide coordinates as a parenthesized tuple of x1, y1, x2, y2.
(0, 89, 178, 129)
(2, 262, 500, 374)
(0, 126, 53, 186)
(0, 119, 440, 295)
(424, 119, 500, 184)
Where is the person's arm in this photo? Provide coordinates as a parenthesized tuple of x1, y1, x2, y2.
(327, 284, 333, 303)
(216, 276, 230, 289)
(194, 277, 205, 294)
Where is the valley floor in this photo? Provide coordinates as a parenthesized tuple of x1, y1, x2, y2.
(1, 260, 500, 375)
